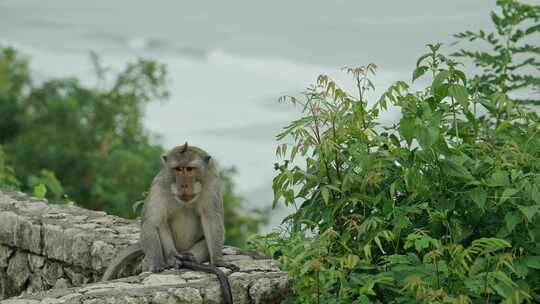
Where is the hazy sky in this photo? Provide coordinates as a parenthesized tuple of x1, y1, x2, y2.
(0, 0, 502, 71)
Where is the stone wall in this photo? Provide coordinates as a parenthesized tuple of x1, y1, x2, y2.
(0, 190, 289, 303)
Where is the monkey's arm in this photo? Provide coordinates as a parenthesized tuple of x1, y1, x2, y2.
(102, 243, 143, 281)
(141, 183, 175, 272)
(141, 219, 168, 272)
(200, 192, 225, 265)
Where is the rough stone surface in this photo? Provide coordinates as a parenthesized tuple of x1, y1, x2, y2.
(0, 190, 290, 303)
(6, 252, 30, 291)
(4, 271, 289, 304)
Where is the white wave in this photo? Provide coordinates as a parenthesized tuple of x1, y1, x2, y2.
(126, 37, 149, 50)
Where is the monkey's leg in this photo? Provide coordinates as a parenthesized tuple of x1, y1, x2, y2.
(178, 238, 210, 263)
(200, 196, 225, 265)
(141, 222, 167, 272)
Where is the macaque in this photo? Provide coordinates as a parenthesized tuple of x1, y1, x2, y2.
(103, 143, 232, 304)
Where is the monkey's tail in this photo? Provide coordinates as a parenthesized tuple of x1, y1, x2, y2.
(102, 243, 144, 281)
(182, 261, 233, 304)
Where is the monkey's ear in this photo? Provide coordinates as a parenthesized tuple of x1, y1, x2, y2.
(203, 155, 211, 164)
(161, 155, 168, 164)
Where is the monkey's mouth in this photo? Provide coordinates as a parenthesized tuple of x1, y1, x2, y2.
(179, 194, 195, 202)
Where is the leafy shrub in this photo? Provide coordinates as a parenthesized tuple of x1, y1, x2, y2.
(0, 47, 168, 215)
(453, 0, 539, 105)
(0, 145, 19, 190)
(27, 169, 64, 200)
(251, 2, 540, 302)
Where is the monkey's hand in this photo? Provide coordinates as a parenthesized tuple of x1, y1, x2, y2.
(175, 251, 197, 262)
(149, 263, 167, 273)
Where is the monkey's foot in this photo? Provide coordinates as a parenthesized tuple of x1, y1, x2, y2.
(149, 263, 167, 273)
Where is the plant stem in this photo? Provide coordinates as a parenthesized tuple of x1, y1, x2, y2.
(355, 75, 367, 129)
(308, 101, 333, 184)
(452, 96, 459, 139)
(483, 258, 491, 304)
(331, 115, 342, 181)
(316, 269, 320, 304)
(434, 257, 440, 289)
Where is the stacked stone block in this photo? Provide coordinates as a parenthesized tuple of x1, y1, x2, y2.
(0, 191, 289, 303)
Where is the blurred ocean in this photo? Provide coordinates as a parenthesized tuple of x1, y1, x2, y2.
(0, 0, 497, 230)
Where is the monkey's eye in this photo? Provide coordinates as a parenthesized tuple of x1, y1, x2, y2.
(175, 167, 184, 172)
(186, 167, 194, 172)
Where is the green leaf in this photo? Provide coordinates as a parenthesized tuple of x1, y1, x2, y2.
(499, 188, 519, 204)
(514, 260, 529, 278)
(321, 187, 330, 205)
(517, 205, 539, 222)
(469, 187, 487, 209)
(431, 71, 450, 95)
(417, 126, 440, 150)
(405, 233, 431, 252)
(441, 158, 473, 180)
(464, 277, 484, 294)
(412, 66, 428, 82)
(453, 70, 467, 86)
(427, 43, 442, 52)
(33, 184, 47, 198)
(415, 238, 430, 252)
(399, 117, 415, 146)
(531, 184, 540, 204)
(524, 256, 540, 269)
(393, 213, 412, 231)
(504, 211, 521, 233)
(468, 238, 511, 254)
(416, 53, 431, 67)
(448, 84, 469, 107)
(489, 170, 509, 187)
(491, 271, 517, 297)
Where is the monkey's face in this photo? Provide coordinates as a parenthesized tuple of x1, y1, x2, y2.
(171, 165, 203, 204)
(162, 143, 211, 205)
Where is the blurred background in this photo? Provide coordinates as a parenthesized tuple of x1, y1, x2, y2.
(0, 0, 508, 242)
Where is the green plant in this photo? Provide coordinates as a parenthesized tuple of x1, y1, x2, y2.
(257, 3, 540, 301)
(452, 0, 540, 105)
(221, 167, 270, 247)
(0, 48, 168, 214)
(27, 169, 64, 201)
(0, 48, 29, 144)
(256, 38, 539, 303)
(0, 145, 20, 190)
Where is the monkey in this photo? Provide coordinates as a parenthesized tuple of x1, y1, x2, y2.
(102, 143, 233, 304)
